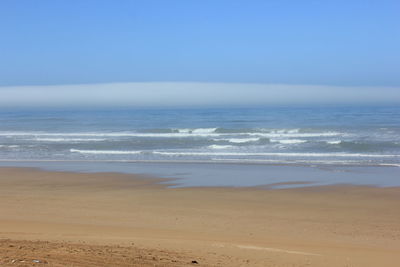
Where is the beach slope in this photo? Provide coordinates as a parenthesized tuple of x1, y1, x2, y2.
(0, 167, 399, 266)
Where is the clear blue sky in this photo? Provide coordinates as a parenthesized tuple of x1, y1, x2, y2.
(0, 0, 399, 87)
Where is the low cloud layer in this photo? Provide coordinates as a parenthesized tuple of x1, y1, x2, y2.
(0, 82, 399, 108)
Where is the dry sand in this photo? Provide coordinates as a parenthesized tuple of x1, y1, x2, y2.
(0, 167, 399, 266)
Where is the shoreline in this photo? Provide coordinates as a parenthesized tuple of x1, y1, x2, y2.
(0, 158, 399, 167)
(0, 167, 399, 266)
(0, 160, 399, 189)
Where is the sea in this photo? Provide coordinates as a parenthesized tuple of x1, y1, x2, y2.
(0, 106, 399, 188)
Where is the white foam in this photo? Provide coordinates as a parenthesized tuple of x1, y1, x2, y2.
(211, 158, 377, 165)
(70, 149, 142, 155)
(251, 132, 342, 138)
(0, 130, 342, 139)
(152, 151, 398, 158)
(287, 129, 300, 134)
(379, 163, 400, 167)
(271, 139, 307, 144)
(192, 128, 217, 134)
(217, 138, 260, 143)
(0, 131, 220, 138)
(208, 145, 235, 149)
(176, 128, 191, 133)
(326, 140, 342, 144)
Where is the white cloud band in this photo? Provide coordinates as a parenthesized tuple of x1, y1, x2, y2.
(0, 82, 398, 107)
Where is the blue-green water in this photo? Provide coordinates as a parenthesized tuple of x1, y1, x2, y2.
(0, 106, 399, 167)
(1, 106, 399, 187)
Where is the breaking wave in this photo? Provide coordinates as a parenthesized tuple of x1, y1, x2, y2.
(69, 149, 398, 158)
(70, 149, 142, 155)
(0, 129, 343, 139)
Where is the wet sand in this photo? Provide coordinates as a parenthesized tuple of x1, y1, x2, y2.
(0, 167, 399, 266)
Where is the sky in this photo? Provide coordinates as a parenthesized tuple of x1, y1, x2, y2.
(0, 0, 399, 107)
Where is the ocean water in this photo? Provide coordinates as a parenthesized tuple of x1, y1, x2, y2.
(1, 105, 399, 188)
(0, 106, 399, 167)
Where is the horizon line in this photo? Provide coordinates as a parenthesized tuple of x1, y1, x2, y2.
(0, 82, 399, 108)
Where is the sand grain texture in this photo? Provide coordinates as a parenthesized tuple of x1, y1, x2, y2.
(0, 167, 399, 266)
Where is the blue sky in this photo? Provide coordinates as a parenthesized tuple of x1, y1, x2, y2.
(0, 1, 399, 106)
(1, 0, 399, 86)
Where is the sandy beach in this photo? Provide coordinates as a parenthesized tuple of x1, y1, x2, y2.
(2, 0, 400, 266)
(0, 167, 399, 266)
